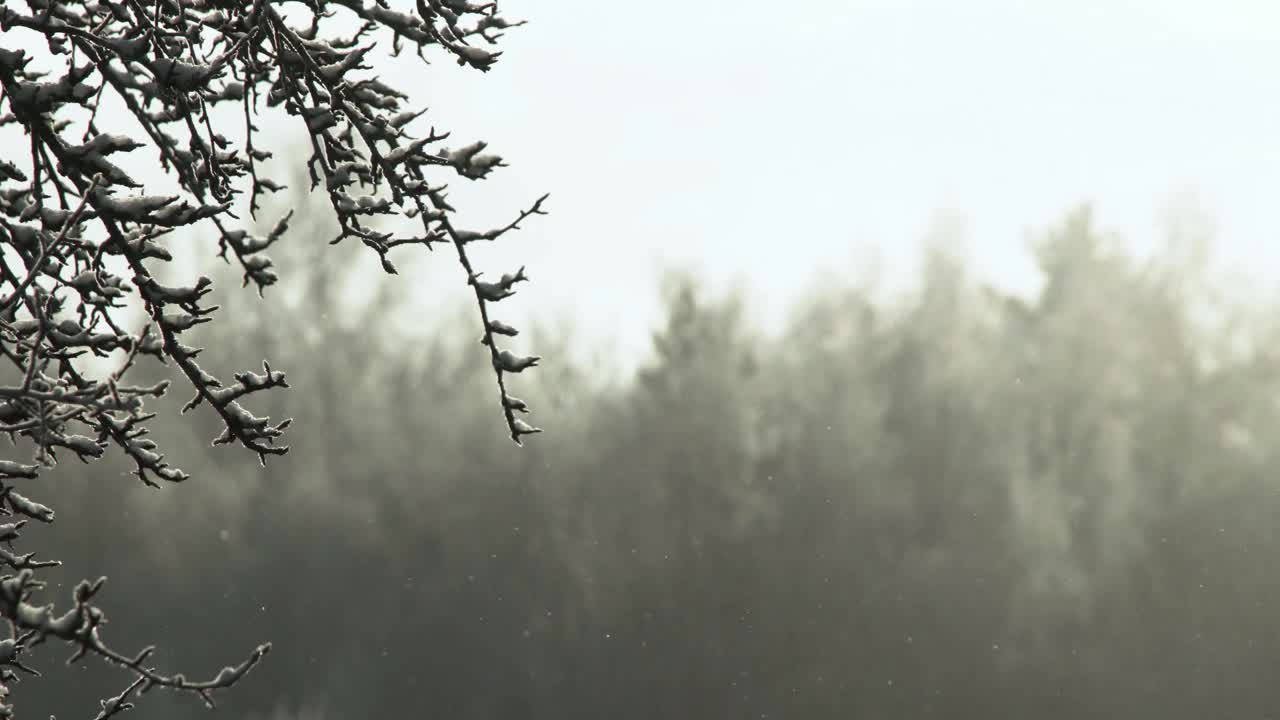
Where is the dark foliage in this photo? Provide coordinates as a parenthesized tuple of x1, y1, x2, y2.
(28, 204, 1280, 719)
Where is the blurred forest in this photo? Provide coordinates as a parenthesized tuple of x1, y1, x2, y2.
(16, 191, 1280, 719)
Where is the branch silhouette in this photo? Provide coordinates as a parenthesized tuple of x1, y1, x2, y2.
(0, 0, 547, 714)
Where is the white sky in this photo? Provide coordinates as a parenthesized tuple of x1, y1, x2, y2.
(7, 0, 1280, 370)
(390, 0, 1280, 364)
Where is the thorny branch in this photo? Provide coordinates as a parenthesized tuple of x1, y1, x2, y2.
(0, 0, 548, 715)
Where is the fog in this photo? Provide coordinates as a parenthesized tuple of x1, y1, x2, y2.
(5, 1, 1280, 718)
(7, 0, 1280, 363)
(396, 0, 1280, 362)
(14, 179, 1280, 718)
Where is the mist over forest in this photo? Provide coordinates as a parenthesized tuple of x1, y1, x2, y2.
(11, 184, 1280, 720)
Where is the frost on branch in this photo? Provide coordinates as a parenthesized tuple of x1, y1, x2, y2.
(0, 0, 547, 715)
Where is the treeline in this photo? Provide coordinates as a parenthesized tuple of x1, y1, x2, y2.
(17, 206, 1280, 719)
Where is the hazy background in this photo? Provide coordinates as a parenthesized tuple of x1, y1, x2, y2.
(390, 0, 1280, 364)
(24, 190, 1280, 719)
(6, 0, 1280, 718)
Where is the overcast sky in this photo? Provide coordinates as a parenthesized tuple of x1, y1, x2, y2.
(8, 0, 1280, 370)
(367, 0, 1279, 365)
